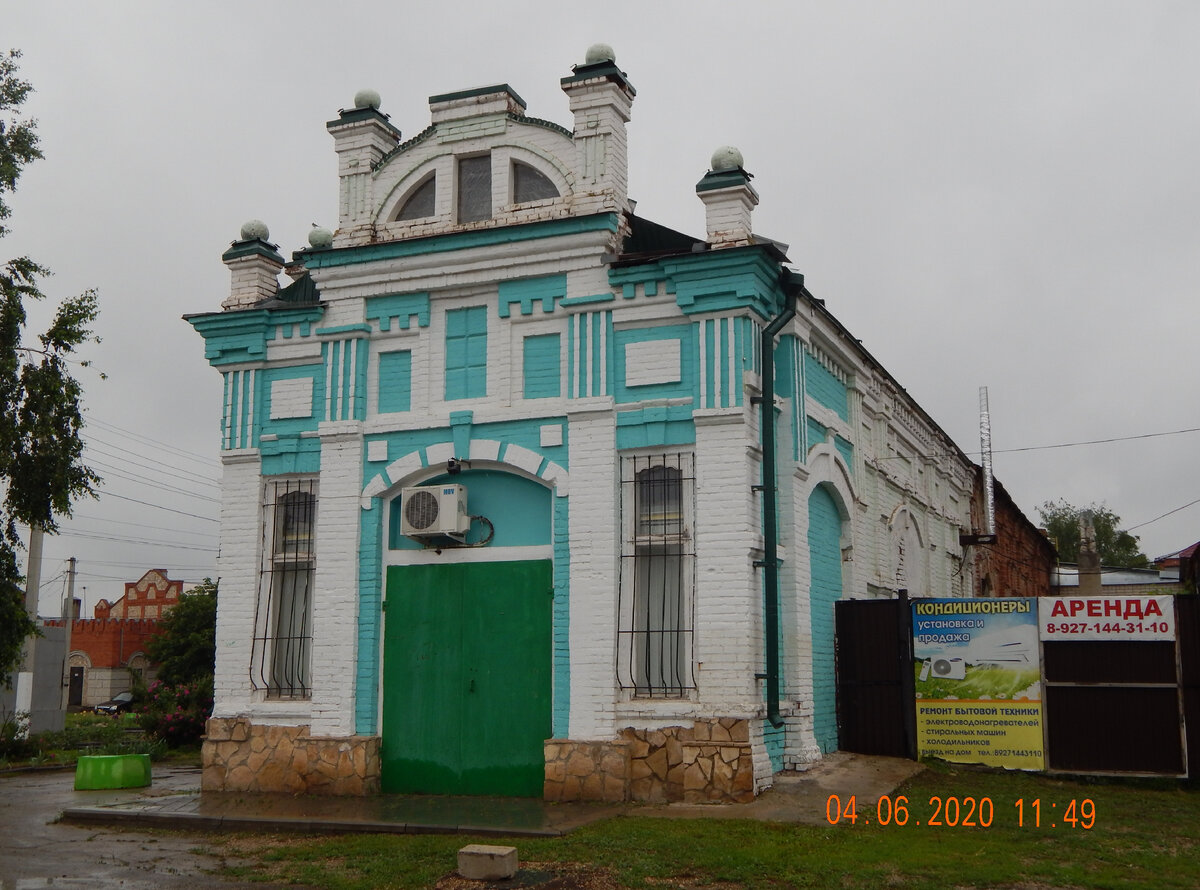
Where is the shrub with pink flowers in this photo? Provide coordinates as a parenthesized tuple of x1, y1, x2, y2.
(136, 679, 213, 747)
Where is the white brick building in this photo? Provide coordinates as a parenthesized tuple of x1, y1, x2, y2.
(189, 46, 981, 800)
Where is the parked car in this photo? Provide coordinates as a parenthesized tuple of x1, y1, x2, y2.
(92, 691, 135, 715)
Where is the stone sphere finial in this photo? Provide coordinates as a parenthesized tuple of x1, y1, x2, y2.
(710, 146, 744, 172)
(308, 226, 333, 249)
(240, 219, 270, 242)
(354, 88, 381, 110)
(585, 43, 616, 65)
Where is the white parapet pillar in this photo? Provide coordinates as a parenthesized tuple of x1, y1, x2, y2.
(221, 220, 285, 311)
(560, 44, 636, 218)
(326, 90, 402, 236)
(696, 146, 759, 249)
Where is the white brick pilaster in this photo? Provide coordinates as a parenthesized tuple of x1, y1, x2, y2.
(309, 430, 363, 736)
(212, 452, 262, 717)
(566, 408, 618, 739)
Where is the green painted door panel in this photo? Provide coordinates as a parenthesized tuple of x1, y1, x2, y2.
(382, 560, 552, 796)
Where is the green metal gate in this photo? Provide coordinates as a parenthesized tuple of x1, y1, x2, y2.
(381, 559, 552, 796)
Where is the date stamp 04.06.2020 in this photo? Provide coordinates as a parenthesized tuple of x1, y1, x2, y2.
(825, 795, 1096, 829)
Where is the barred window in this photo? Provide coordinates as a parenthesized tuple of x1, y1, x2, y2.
(252, 480, 316, 698)
(617, 453, 696, 697)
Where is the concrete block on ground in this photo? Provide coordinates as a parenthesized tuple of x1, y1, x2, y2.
(458, 844, 518, 880)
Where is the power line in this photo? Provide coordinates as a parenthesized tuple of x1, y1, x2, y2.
(85, 438, 219, 488)
(86, 417, 218, 469)
(1127, 496, 1200, 533)
(74, 558, 216, 570)
(992, 426, 1200, 457)
(70, 513, 218, 539)
(89, 458, 220, 503)
(877, 425, 1200, 462)
(99, 491, 219, 523)
(62, 528, 217, 552)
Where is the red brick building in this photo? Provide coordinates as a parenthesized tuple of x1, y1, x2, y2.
(94, 568, 182, 619)
(969, 475, 1056, 598)
(49, 570, 182, 707)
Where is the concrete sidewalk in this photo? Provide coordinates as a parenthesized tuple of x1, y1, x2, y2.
(60, 753, 923, 837)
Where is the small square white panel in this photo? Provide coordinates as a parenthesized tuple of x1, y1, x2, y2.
(269, 377, 314, 419)
(540, 424, 563, 448)
(624, 339, 681, 387)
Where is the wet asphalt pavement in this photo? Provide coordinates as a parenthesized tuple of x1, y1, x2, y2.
(0, 766, 298, 890)
(0, 753, 923, 888)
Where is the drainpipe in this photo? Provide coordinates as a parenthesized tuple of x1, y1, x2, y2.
(757, 268, 801, 729)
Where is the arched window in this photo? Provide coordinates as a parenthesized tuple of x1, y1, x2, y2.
(618, 454, 695, 696)
(253, 481, 317, 698)
(396, 174, 436, 221)
(512, 161, 559, 203)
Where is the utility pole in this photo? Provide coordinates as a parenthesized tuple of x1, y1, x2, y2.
(60, 557, 76, 710)
(14, 526, 44, 737)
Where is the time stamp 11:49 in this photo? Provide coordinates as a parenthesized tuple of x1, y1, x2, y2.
(825, 795, 1096, 829)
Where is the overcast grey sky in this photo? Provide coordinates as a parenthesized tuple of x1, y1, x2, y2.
(7, 1, 1199, 614)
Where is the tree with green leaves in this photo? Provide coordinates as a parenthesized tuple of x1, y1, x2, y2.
(0, 49, 100, 688)
(139, 579, 215, 747)
(1037, 499, 1149, 568)
(144, 578, 216, 687)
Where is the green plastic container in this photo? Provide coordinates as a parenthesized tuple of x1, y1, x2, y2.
(74, 754, 152, 790)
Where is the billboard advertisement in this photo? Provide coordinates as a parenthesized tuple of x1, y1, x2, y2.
(913, 598, 1045, 770)
(1038, 595, 1176, 641)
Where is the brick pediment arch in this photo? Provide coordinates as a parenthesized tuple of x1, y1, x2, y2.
(360, 438, 567, 508)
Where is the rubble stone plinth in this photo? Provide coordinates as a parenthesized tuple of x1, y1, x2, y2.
(201, 717, 380, 795)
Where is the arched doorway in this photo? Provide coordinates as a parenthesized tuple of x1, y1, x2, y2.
(380, 468, 553, 796)
(808, 484, 845, 754)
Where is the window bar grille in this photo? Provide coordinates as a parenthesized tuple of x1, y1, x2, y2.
(617, 453, 696, 697)
(251, 479, 316, 698)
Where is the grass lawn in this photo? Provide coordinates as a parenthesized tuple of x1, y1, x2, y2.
(211, 760, 1200, 889)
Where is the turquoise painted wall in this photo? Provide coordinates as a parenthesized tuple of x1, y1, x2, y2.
(260, 363, 323, 435)
(322, 337, 368, 422)
(355, 501, 384, 734)
(378, 350, 412, 413)
(499, 274, 566, 318)
(445, 306, 488, 400)
(566, 310, 613, 398)
(804, 350, 849, 422)
(613, 323, 697, 404)
(552, 495, 570, 737)
(808, 484, 844, 754)
(366, 292, 430, 332)
(807, 417, 827, 453)
(523, 334, 561, 399)
(614, 404, 694, 450)
(387, 469, 551, 549)
(763, 719, 785, 772)
(835, 436, 854, 470)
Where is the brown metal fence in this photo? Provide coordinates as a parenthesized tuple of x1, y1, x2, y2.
(835, 595, 916, 759)
(835, 595, 1200, 775)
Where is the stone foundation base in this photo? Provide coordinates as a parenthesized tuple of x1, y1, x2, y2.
(202, 717, 380, 795)
(543, 739, 630, 802)
(545, 718, 756, 804)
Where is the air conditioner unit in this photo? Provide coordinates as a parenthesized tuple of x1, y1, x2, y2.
(931, 657, 967, 681)
(400, 484, 471, 541)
